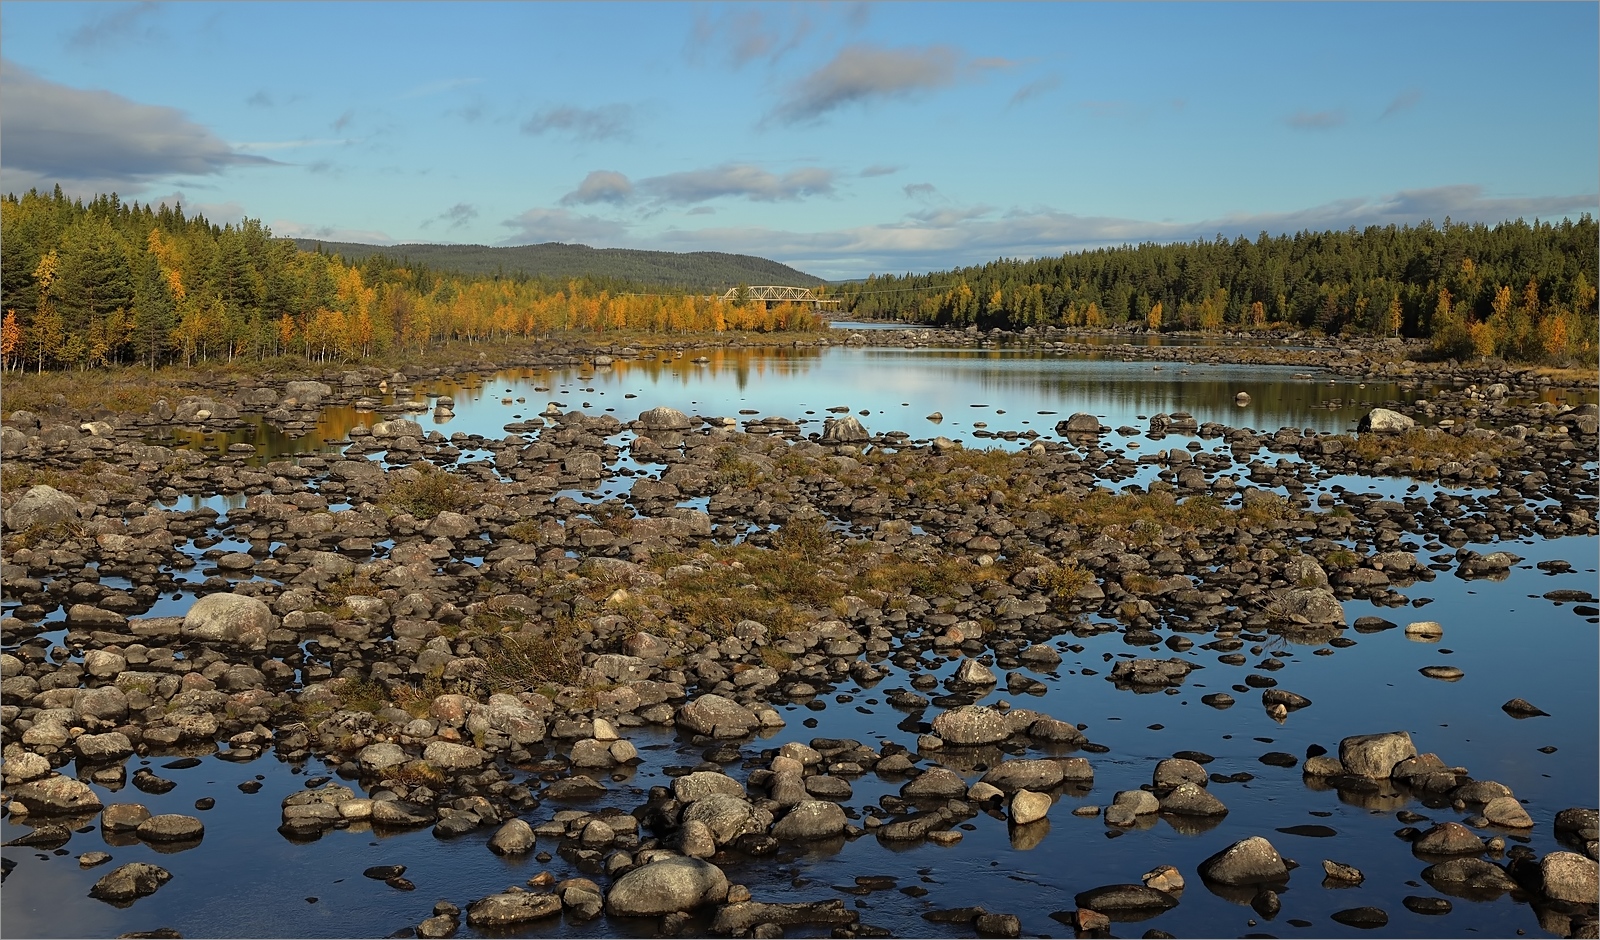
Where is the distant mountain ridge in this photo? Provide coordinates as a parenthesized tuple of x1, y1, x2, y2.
(292, 239, 825, 291)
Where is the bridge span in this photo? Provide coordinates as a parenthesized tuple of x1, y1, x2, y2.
(718, 285, 840, 307)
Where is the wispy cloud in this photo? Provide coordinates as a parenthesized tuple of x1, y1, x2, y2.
(903, 182, 937, 200)
(1009, 74, 1060, 107)
(690, 6, 814, 68)
(246, 89, 274, 108)
(331, 110, 356, 132)
(561, 170, 634, 206)
(639, 163, 835, 204)
(1380, 88, 1422, 120)
(0, 59, 279, 197)
(422, 203, 478, 230)
(521, 104, 633, 142)
(1286, 109, 1346, 130)
(271, 219, 396, 245)
(67, 1, 160, 51)
(770, 44, 1011, 124)
(502, 207, 628, 245)
(859, 164, 902, 178)
(232, 138, 353, 152)
(640, 185, 1599, 280)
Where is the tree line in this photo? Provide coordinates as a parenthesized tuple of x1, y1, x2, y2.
(0, 188, 824, 373)
(836, 217, 1598, 364)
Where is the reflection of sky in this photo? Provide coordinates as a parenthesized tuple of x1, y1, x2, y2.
(426, 345, 1413, 446)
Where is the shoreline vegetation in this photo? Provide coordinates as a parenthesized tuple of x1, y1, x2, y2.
(2, 189, 1594, 380)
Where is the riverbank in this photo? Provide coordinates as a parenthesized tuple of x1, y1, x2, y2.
(1, 333, 1596, 938)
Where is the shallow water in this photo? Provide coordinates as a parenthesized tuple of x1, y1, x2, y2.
(4, 338, 1597, 938)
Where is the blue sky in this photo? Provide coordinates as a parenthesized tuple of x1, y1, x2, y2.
(2, 2, 1595, 279)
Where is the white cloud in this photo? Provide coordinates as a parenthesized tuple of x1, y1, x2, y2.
(502, 207, 628, 245)
(771, 44, 1011, 124)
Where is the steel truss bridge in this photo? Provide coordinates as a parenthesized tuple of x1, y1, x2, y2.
(718, 285, 840, 307)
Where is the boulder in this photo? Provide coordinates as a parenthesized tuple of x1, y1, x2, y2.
(676, 694, 760, 739)
(1073, 884, 1179, 913)
(3, 485, 79, 531)
(488, 819, 536, 855)
(638, 407, 692, 431)
(12, 775, 104, 815)
(772, 800, 848, 841)
(1055, 413, 1103, 435)
(1159, 783, 1228, 817)
(981, 759, 1065, 794)
(1338, 731, 1417, 778)
(371, 418, 424, 438)
(1540, 852, 1599, 904)
(465, 892, 562, 927)
(1358, 408, 1416, 433)
(605, 856, 729, 916)
(1198, 836, 1290, 886)
(1257, 587, 1345, 625)
(88, 862, 172, 902)
(136, 814, 204, 842)
(284, 380, 333, 404)
(182, 593, 274, 650)
(672, 771, 745, 803)
(931, 705, 1012, 745)
(423, 741, 487, 771)
(1009, 790, 1052, 826)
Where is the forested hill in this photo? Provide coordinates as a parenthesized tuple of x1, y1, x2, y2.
(837, 217, 1597, 365)
(292, 240, 824, 291)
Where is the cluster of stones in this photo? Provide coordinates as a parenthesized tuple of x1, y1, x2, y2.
(1, 342, 1595, 935)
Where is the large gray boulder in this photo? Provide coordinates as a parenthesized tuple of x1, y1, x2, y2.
(1338, 731, 1417, 778)
(638, 407, 692, 430)
(1074, 884, 1180, 913)
(675, 694, 759, 739)
(284, 380, 333, 405)
(1055, 413, 1103, 435)
(980, 759, 1065, 794)
(931, 705, 1011, 745)
(173, 396, 239, 422)
(1540, 851, 1598, 904)
(680, 794, 766, 844)
(371, 418, 423, 438)
(772, 800, 848, 841)
(182, 593, 274, 650)
(3, 485, 79, 531)
(672, 771, 745, 803)
(605, 857, 729, 916)
(1198, 836, 1290, 885)
(488, 819, 536, 856)
(821, 416, 869, 443)
(12, 775, 104, 815)
(1357, 408, 1416, 433)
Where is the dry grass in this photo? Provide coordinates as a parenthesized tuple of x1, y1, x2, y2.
(475, 628, 581, 692)
(380, 464, 478, 519)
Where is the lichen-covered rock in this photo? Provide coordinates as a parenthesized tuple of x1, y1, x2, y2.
(1198, 836, 1289, 885)
(931, 705, 1011, 745)
(675, 694, 759, 739)
(3, 485, 79, 532)
(605, 857, 729, 916)
(1338, 731, 1417, 778)
(182, 593, 274, 650)
(88, 862, 171, 902)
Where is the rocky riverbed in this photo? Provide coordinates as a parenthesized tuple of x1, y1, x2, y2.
(2, 332, 1597, 938)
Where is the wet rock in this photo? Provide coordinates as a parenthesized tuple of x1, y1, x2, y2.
(1256, 587, 1345, 625)
(1404, 620, 1444, 639)
(710, 899, 858, 934)
(605, 856, 729, 916)
(88, 862, 172, 903)
(1422, 858, 1518, 894)
(1402, 895, 1452, 915)
(931, 705, 1011, 745)
(76, 732, 135, 763)
(12, 775, 104, 815)
(673, 771, 745, 803)
(681, 793, 766, 845)
(1414, 822, 1484, 856)
(981, 759, 1065, 794)
(974, 912, 1022, 937)
(1420, 665, 1464, 681)
(488, 819, 535, 855)
(1482, 796, 1534, 829)
(136, 814, 204, 843)
(772, 801, 848, 841)
(1338, 731, 1416, 778)
(1111, 654, 1197, 690)
(546, 775, 607, 800)
(78, 851, 112, 869)
(182, 592, 274, 650)
(1073, 884, 1179, 913)
(465, 892, 562, 927)
(1501, 698, 1549, 718)
(1153, 758, 1209, 789)
(951, 658, 997, 686)
(1106, 790, 1160, 827)
(1331, 907, 1388, 929)
(1540, 851, 1598, 904)
(902, 767, 967, 800)
(1009, 790, 1051, 826)
(1198, 835, 1289, 885)
(1322, 860, 1365, 885)
(1160, 783, 1228, 817)
(676, 694, 760, 739)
